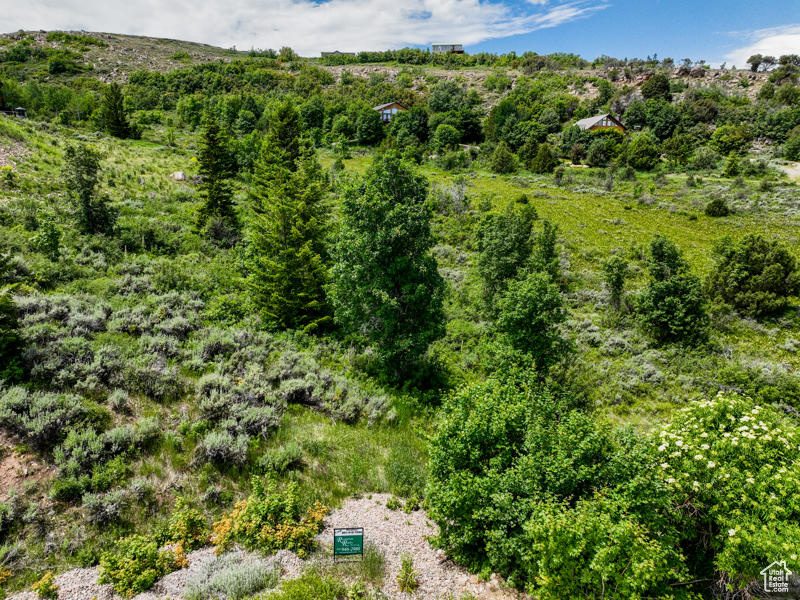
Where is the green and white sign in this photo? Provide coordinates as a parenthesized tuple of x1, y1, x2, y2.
(333, 528, 364, 560)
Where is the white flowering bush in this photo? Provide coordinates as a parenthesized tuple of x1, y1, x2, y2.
(657, 392, 800, 590)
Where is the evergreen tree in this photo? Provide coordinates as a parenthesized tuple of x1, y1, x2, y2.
(0, 285, 23, 383)
(490, 141, 517, 174)
(197, 116, 237, 233)
(247, 133, 330, 332)
(100, 83, 134, 139)
(529, 143, 558, 173)
(264, 98, 303, 171)
(330, 152, 445, 377)
(61, 143, 116, 235)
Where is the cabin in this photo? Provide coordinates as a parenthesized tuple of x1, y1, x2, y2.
(373, 101, 407, 123)
(321, 50, 356, 58)
(575, 114, 625, 133)
(432, 43, 464, 55)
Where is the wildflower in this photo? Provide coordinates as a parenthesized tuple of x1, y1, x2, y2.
(660, 462, 669, 469)
(728, 529, 736, 536)
(707, 461, 715, 468)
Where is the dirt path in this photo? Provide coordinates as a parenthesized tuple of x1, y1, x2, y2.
(780, 162, 800, 181)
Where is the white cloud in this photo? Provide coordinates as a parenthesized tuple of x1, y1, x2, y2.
(3, 0, 606, 56)
(725, 24, 800, 67)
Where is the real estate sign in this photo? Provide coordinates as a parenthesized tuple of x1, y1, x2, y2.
(333, 527, 364, 561)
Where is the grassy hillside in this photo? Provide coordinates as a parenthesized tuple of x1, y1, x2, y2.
(1, 32, 800, 600)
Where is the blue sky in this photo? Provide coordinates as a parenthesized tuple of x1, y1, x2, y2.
(6, 0, 800, 63)
(469, 0, 800, 66)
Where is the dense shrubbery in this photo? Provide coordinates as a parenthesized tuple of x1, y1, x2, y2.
(707, 234, 799, 318)
(637, 236, 708, 345)
(429, 374, 800, 598)
(427, 373, 683, 596)
(211, 477, 326, 557)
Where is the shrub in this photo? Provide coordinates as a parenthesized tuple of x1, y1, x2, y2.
(82, 489, 127, 524)
(657, 393, 800, 594)
(260, 572, 346, 600)
(710, 124, 753, 155)
(784, 135, 800, 161)
(688, 146, 720, 171)
(476, 203, 538, 312)
(0, 387, 88, 449)
(396, 554, 419, 592)
(183, 551, 280, 600)
(489, 141, 517, 174)
(32, 571, 58, 599)
(529, 143, 557, 174)
(432, 123, 461, 152)
(426, 373, 678, 592)
(98, 535, 184, 597)
(258, 443, 304, 475)
(196, 430, 249, 466)
(164, 499, 208, 551)
(626, 133, 661, 170)
(495, 271, 569, 374)
(211, 477, 326, 557)
(603, 255, 629, 310)
(707, 234, 799, 317)
(704, 197, 730, 217)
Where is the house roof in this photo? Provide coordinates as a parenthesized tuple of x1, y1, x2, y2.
(575, 113, 625, 131)
(373, 102, 408, 111)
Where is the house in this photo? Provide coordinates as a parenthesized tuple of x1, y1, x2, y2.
(321, 50, 356, 58)
(432, 43, 464, 55)
(373, 101, 407, 123)
(575, 113, 625, 133)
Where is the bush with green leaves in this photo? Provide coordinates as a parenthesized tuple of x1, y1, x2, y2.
(432, 123, 461, 152)
(211, 477, 326, 557)
(495, 271, 569, 375)
(98, 534, 183, 597)
(61, 143, 117, 235)
(657, 393, 800, 593)
(0, 386, 93, 449)
(426, 373, 682, 594)
(626, 133, 661, 170)
(260, 572, 347, 600)
(529, 143, 558, 173)
(710, 124, 753, 155)
(603, 255, 629, 311)
(704, 197, 730, 217)
(637, 235, 708, 346)
(475, 203, 538, 312)
(706, 233, 799, 318)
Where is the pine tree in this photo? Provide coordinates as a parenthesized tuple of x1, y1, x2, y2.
(247, 107, 330, 332)
(263, 98, 302, 171)
(100, 83, 133, 139)
(197, 116, 237, 232)
(330, 152, 445, 377)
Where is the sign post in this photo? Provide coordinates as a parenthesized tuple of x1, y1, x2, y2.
(333, 527, 364, 562)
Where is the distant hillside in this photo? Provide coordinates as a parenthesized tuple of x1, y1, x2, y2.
(0, 30, 244, 81)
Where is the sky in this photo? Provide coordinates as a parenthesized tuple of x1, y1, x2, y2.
(4, 0, 800, 65)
